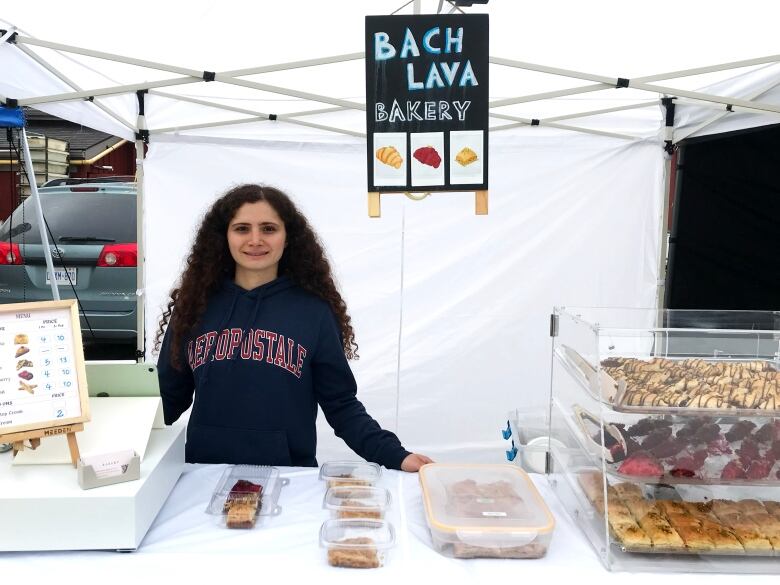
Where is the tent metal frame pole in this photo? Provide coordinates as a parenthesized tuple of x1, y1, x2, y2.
(16, 35, 206, 79)
(19, 128, 60, 300)
(627, 80, 780, 114)
(489, 113, 638, 140)
(19, 76, 364, 113)
(16, 43, 135, 131)
(543, 101, 658, 122)
(18, 33, 364, 78)
(150, 89, 347, 120)
(657, 153, 673, 324)
(152, 90, 345, 117)
(638, 54, 780, 83)
(489, 56, 617, 85)
(656, 97, 676, 324)
(211, 75, 365, 111)
(150, 115, 366, 138)
(135, 95, 147, 362)
(489, 84, 612, 108)
(16, 77, 202, 106)
(490, 78, 780, 118)
(490, 54, 780, 85)
(220, 53, 364, 77)
(488, 55, 780, 110)
(673, 76, 780, 143)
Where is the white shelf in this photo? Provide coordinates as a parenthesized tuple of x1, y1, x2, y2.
(0, 424, 185, 551)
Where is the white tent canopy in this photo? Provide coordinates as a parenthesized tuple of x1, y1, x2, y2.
(2, 0, 780, 462)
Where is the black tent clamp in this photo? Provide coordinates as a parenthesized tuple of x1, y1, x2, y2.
(135, 89, 150, 142)
(616, 77, 630, 89)
(202, 71, 216, 82)
(0, 29, 18, 44)
(662, 96, 676, 155)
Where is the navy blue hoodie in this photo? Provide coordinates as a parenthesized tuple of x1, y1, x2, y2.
(157, 276, 411, 469)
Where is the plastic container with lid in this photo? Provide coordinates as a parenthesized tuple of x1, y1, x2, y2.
(323, 486, 391, 519)
(320, 518, 395, 568)
(418, 463, 555, 558)
(319, 460, 381, 489)
(205, 465, 289, 528)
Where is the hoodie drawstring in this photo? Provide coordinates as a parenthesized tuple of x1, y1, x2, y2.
(225, 286, 265, 377)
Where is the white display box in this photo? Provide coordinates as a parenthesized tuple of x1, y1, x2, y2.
(0, 425, 185, 551)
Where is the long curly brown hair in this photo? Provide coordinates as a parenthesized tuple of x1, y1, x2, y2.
(154, 184, 358, 369)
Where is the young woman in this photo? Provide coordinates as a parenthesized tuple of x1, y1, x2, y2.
(155, 184, 431, 472)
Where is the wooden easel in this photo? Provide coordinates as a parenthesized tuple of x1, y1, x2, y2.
(368, 190, 489, 218)
(0, 423, 83, 467)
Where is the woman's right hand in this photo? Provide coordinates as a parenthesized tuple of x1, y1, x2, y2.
(401, 453, 434, 472)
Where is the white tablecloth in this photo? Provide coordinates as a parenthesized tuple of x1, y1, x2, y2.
(3, 465, 777, 583)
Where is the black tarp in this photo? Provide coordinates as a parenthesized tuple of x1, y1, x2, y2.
(665, 124, 780, 330)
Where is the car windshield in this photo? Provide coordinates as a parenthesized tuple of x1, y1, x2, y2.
(0, 193, 136, 244)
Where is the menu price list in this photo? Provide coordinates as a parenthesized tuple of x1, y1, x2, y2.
(0, 310, 81, 429)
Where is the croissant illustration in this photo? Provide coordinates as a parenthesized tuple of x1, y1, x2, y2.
(376, 146, 403, 169)
(413, 146, 441, 169)
(455, 147, 478, 167)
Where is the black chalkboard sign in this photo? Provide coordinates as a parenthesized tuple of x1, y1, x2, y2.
(366, 14, 489, 193)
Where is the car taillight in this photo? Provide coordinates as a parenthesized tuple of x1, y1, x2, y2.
(97, 243, 137, 267)
(0, 242, 23, 265)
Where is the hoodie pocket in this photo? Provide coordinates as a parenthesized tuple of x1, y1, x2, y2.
(185, 423, 292, 466)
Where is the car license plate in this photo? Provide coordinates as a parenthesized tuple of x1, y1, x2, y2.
(45, 267, 78, 285)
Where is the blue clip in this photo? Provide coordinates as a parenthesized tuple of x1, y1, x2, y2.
(501, 420, 512, 440)
(505, 440, 518, 462)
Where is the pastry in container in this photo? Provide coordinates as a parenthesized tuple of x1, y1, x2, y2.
(419, 463, 555, 558)
(324, 486, 391, 519)
(319, 460, 381, 489)
(205, 465, 287, 528)
(320, 518, 395, 568)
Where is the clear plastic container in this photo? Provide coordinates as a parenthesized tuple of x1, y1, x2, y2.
(205, 465, 289, 528)
(418, 463, 555, 558)
(323, 486, 391, 519)
(319, 460, 381, 489)
(319, 518, 395, 568)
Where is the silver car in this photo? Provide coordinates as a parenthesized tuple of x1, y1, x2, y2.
(0, 181, 137, 346)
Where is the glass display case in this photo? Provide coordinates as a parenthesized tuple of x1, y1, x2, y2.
(547, 307, 780, 573)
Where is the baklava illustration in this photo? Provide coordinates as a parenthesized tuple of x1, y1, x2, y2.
(455, 146, 478, 167)
(375, 146, 403, 169)
(14, 334, 29, 345)
(413, 146, 441, 169)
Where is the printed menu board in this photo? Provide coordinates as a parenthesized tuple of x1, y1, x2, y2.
(0, 300, 89, 436)
(365, 14, 489, 193)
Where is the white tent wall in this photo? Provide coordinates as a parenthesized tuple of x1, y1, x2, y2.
(143, 131, 663, 462)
